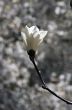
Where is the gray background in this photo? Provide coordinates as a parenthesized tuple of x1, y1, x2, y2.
(0, 0, 72, 110)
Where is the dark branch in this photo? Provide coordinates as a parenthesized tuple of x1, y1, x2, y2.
(29, 56, 72, 105)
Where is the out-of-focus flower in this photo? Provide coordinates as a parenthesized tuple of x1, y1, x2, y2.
(21, 25, 47, 52)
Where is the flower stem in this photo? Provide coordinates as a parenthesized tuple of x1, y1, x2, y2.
(29, 56, 72, 105)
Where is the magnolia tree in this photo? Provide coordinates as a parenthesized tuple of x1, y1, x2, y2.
(21, 25, 72, 105)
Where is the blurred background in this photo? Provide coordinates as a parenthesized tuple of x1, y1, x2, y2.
(0, 0, 72, 110)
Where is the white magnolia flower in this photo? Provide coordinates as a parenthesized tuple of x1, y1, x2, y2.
(21, 25, 47, 52)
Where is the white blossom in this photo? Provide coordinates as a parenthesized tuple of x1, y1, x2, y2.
(21, 25, 47, 52)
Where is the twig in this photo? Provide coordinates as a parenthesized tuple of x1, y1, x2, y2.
(29, 56, 72, 105)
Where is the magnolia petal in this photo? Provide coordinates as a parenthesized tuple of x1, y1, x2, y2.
(25, 25, 29, 30)
(21, 32, 27, 49)
(39, 31, 48, 39)
(26, 35, 33, 50)
(29, 26, 39, 34)
(21, 32, 26, 41)
(33, 32, 40, 38)
(24, 25, 30, 37)
(31, 37, 41, 51)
